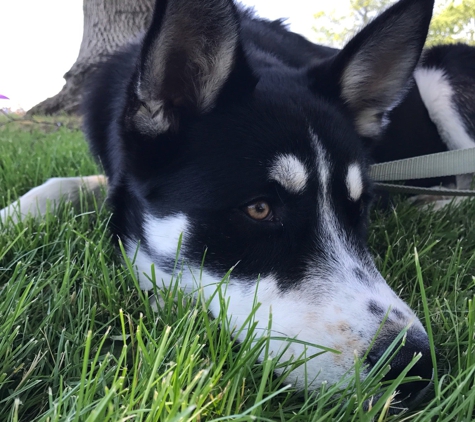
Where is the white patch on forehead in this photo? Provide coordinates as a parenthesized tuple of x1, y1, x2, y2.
(269, 154, 308, 194)
(310, 130, 330, 196)
(346, 163, 363, 202)
(309, 131, 377, 286)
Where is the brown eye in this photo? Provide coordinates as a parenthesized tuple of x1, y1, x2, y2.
(245, 201, 272, 221)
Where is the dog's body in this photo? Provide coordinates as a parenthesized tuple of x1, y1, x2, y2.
(375, 43, 475, 191)
(2, 0, 475, 409)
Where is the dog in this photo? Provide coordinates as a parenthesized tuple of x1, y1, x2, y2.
(5, 0, 475, 409)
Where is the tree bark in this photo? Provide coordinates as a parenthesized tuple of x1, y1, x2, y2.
(28, 0, 153, 116)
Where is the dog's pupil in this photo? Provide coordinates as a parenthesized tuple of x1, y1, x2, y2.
(256, 203, 266, 213)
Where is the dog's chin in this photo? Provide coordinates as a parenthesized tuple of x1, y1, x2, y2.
(363, 379, 434, 415)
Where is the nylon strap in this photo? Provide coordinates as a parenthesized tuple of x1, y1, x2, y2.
(370, 147, 475, 197)
(370, 148, 475, 181)
(373, 183, 475, 197)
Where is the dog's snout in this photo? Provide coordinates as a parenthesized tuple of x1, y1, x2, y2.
(367, 328, 433, 403)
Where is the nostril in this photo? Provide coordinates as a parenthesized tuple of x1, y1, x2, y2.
(366, 329, 433, 403)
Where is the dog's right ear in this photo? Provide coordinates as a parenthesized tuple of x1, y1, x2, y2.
(129, 0, 256, 136)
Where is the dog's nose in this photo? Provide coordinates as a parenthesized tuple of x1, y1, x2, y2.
(366, 328, 433, 402)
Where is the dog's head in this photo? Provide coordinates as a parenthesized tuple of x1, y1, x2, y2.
(106, 0, 435, 404)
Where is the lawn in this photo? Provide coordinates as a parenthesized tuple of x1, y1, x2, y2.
(0, 118, 474, 421)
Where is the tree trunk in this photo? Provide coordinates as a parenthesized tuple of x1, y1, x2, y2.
(28, 0, 153, 116)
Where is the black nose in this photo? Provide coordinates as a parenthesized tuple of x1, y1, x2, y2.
(366, 328, 433, 403)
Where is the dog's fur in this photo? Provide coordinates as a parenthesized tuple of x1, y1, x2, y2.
(3, 0, 475, 408)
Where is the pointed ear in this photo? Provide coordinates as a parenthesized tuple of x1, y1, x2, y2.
(132, 0, 256, 136)
(315, 0, 434, 139)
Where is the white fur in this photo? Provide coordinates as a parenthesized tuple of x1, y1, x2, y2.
(129, 232, 424, 389)
(0, 175, 106, 224)
(128, 213, 189, 290)
(269, 154, 308, 194)
(346, 164, 363, 202)
(414, 67, 475, 151)
(126, 243, 180, 291)
(144, 213, 189, 256)
(311, 130, 330, 196)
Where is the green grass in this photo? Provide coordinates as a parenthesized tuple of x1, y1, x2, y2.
(0, 120, 474, 421)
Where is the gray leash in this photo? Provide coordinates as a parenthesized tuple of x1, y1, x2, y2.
(370, 148, 475, 196)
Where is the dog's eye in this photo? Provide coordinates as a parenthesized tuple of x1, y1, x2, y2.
(244, 201, 273, 221)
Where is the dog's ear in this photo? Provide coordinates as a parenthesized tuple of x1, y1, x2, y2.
(312, 0, 434, 140)
(131, 0, 256, 136)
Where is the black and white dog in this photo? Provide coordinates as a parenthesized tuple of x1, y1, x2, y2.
(2, 0, 475, 408)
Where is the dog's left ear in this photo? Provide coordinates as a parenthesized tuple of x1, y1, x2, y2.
(131, 0, 256, 136)
(311, 0, 434, 140)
